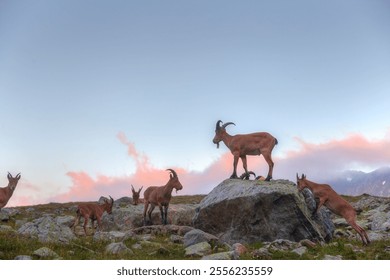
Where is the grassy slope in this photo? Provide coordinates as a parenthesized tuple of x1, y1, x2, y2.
(1, 195, 390, 260)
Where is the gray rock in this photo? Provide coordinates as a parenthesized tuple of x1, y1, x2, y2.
(193, 179, 333, 244)
(93, 231, 126, 242)
(371, 211, 390, 231)
(0, 211, 10, 222)
(17, 215, 76, 242)
(185, 241, 211, 257)
(170, 234, 184, 244)
(292, 246, 307, 256)
(201, 251, 235, 260)
(183, 229, 219, 248)
(323, 254, 343, 260)
(33, 247, 60, 259)
(252, 248, 272, 259)
(265, 239, 299, 251)
(105, 242, 133, 255)
(0, 225, 15, 232)
(14, 255, 32, 260)
(55, 216, 75, 227)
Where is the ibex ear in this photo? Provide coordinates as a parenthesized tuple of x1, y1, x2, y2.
(16, 173, 21, 180)
(296, 173, 299, 180)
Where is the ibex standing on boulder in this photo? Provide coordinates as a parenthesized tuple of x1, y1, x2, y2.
(143, 169, 183, 225)
(0, 172, 21, 210)
(213, 120, 278, 181)
(296, 174, 370, 246)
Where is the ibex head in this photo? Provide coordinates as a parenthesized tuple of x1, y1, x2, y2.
(7, 172, 21, 191)
(296, 173, 307, 192)
(167, 169, 183, 193)
(213, 120, 235, 148)
(131, 185, 143, 205)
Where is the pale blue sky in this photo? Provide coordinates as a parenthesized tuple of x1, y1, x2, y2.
(1, 1, 390, 204)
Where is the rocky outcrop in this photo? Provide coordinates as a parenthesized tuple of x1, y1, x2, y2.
(17, 215, 76, 242)
(193, 179, 333, 244)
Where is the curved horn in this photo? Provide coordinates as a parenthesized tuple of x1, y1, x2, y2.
(109, 195, 114, 204)
(222, 122, 235, 129)
(166, 168, 178, 178)
(215, 120, 223, 131)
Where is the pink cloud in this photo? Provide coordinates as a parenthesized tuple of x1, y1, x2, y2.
(277, 133, 390, 181)
(43, 132, 390, 204)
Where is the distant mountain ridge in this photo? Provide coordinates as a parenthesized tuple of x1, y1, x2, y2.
(328, 167, 390, 197)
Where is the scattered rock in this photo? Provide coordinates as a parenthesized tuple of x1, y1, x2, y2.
(183, 229, 219, 248)
(185, 241, 211, 257)
(252, 248, 272, 259)
(323, 254, 342, 260)
(105, 242, 133, 255)
(93, 231, 126, 242)
(292, 246, 307, 256)
(14, 255, 32, 260)
(201, 251, 235, 260)
(0, 225, 16, 233)
(232, 243, 247, 256)
(170, 234, 183, 244)
(0, 211, 10, 222)
(33, 247, 60, 259)
(17, 215, 76, 242)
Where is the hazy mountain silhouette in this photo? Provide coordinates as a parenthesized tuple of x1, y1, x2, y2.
(328, 167, 390, 197)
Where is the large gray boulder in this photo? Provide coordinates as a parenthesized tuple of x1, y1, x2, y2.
(192, 179, 334, 244)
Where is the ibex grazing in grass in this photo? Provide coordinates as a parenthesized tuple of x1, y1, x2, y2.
(0, 172, 21, 210)
(296, 174, 370, 246)
(143, 169, 183, 226)
(131, 185, 143, 205)
(213, 120, 278, 181)
(72, 196, 114, 236)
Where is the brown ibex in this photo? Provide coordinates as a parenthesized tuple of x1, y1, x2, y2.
(0, 172, 21, 210)
(143, 169, 183, 225)
(213, 120, 278, 181)
(131, 185, 143, 205)
(296, 174, 370, 246)
(72, 196, 114, 236)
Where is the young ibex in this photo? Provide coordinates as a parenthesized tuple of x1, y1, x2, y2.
(131, 185, 143, 205)
(143, 169, 183, 226)
(296, 174, 370, 246)
(213, 120, 278, 181)
(72, 196, 114, 236)
(0, 172, 21, 210)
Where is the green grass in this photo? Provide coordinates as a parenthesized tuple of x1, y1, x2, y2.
(242, 238, 390, 260)
(1, 195, 390, 260)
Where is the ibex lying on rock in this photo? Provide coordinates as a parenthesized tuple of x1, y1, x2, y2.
(131, 185, 143, 205)
(143, 169, 183, 225)
(213, 120, 278, 181)
(72, 196, 114, 236)
(296, 174, 370, 246)
(0, 172, 21, 209)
